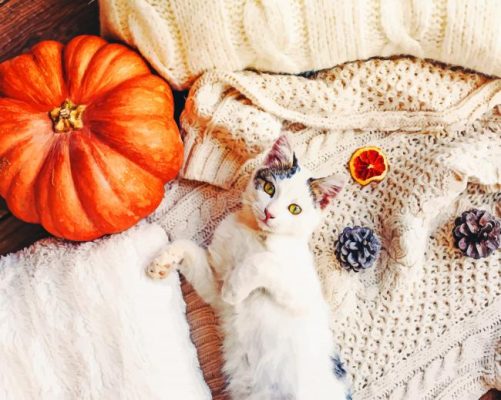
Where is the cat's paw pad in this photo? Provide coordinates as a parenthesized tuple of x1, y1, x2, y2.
(146, 259, 173, 280)
(146, 248, 183, 280)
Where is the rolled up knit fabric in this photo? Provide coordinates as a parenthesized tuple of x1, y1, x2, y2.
(100, 0, 501, 89)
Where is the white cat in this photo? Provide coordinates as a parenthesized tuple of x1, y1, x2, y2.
(148, 135, 351, 400)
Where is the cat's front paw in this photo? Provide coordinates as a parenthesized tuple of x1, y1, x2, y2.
(146, 247, 184, 280)
(146, 259, 173, 280)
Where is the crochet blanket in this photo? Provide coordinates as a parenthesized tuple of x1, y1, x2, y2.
(100, 0, 501, 89)
(149, 57, 501, 399)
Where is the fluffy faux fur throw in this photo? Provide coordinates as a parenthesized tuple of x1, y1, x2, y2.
(148, 56, 501, 399)
(100, 0, 501, 89)
(0, 224, 211, 400)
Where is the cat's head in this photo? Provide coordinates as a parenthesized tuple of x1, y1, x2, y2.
(243, 135, 345, 236)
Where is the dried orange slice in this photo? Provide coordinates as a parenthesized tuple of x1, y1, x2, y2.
(349, 146, 388, 186)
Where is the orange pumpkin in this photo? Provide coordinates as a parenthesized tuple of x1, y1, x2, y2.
(0, 35, 183, 241)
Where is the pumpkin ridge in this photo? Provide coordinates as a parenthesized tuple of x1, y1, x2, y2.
(0, 56, 51, 109)
(0, 104, 53, 173)
(83, 73, 170, 116)
(26, 57, 56, 109)
(63, 36, 108, 101)
(19, 46, 65, 109)
(86, 134, 166, 222)
(83, 73, 153, 107)
(0, 109, 46, 124)
(36, 135, 78, 237)
(88, 125, 170, 180)
(35, 138, 68, 237)
(31, 41, 67, 106)
(1, 136, 32, 197)
(89, 129, 163, 182)
(0, 123, 36, 160)
(70, 132, 144, 231)
(2, 134, 47, 167)
(78, 45, 149, 105)
(66, 36, 101, 73)
(76, 44, 124, 101)
(5, 134, 53, 211)
(27, 137, 58, 223)
(68, 135, 118, 233)
(51, 134, 98, 238)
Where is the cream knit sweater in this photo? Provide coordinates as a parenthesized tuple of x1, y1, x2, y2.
(147, 56, 501, 399)
(100, 0, 501, 89)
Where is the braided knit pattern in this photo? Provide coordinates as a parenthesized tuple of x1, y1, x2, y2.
(148, 57, 501, 399)
(99, 0, 501, 89)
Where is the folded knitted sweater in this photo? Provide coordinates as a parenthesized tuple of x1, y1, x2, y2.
(100, 0, 501, 89)
(148, 57, 501, 399)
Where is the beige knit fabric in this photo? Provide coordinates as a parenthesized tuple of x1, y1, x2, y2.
(99, 0, 501, 89)
(149, 57, 501, 399)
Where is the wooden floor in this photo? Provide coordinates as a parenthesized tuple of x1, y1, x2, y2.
(0, 1, 499, 399)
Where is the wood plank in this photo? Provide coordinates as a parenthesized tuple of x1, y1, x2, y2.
(0, 0, 99, 62)
(481, 390, 501, 400)
(0, 215, 48, 255)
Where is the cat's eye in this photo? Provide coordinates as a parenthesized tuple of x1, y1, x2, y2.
(288, 204, 302, 215)
(263, 181, 275, 197)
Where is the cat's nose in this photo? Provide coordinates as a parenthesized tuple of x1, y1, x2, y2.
(264, 208, 275, 221)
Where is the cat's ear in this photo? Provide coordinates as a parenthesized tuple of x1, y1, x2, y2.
(308, 174, 346, 209)
(264, 135, 294, 168)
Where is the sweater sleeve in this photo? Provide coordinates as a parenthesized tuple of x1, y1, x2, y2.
(179, 78, 282, 189)
(177, 58, 500, 189)
(100, 0, 501, 89)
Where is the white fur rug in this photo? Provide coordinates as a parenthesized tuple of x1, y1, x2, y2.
(0, 223, 210, 400)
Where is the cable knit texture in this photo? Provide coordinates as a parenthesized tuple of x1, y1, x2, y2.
(146, 57, 501, 399)
(99, 0, 501, 89)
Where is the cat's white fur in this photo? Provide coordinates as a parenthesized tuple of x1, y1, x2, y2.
(148, 136, 349, 400)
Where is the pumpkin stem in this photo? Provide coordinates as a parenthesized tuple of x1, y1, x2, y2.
(49, 99, 86, 133)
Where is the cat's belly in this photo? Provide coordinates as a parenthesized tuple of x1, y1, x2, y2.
(221, 293, 334, 396)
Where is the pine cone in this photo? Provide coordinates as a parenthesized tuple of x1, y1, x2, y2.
(335, 226, 381, 272)
(453, 209, 500, 259)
